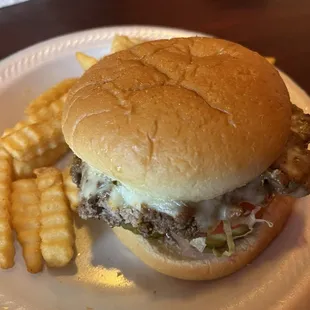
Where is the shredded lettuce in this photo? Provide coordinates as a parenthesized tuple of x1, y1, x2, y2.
(212, 248, 225, 257)
(201, 206, 274, 257)
(231, 206, 273, 230)
(189, 237, 207, 252)
(233, 227, 253, 240)
(222, 220, 235, 256)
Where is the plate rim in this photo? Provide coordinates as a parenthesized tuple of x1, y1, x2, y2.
(1, 24, 308, 104)
(0, 25, 206, 86)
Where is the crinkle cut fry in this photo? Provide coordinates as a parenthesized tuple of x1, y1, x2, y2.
(35, 167, 74, 267)
(1, 119, 64, 161)
(11, 179, 43, 273)
(111, 35, 145, 53)
(76, 52, 98, 71)
(13, 143, 69, 179)
(25, 78, 76, 116)
(27, 89, 72, 123)
(62, 167, 79, 212)
(0, 147, 15, 269)
(1, 120, 35, 138)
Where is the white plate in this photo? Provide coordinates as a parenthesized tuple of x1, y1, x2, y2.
(0, 26, 310, 310)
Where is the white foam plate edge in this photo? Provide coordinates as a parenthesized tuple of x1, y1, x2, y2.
(0, 25, 309, 310)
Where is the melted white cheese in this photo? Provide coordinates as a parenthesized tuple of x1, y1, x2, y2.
(81, 165, 269, 226)
(80, 164, 113, 198)
(194, 199, 222, 232)
(81, 165, 187, 217)
(109, 184, 186, 217)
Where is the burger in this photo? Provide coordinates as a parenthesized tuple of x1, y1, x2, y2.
(62, 37, 310, 280)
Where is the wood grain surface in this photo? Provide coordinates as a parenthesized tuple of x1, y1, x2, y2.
(0, 0, 309, 92)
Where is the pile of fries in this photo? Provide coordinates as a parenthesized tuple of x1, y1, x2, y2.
(0, 35, 276, 274)
(0, 77, 77, 273)
(0, 35, 142, 273)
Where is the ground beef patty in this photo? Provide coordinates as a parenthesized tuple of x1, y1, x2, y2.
(71, 104, 310, 239)
(80, 194, 199, 239)
(71, 156, 82, 186)
(71, 161, 199, 239)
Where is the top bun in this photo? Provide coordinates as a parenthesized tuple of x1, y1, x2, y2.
(62, 37, 291, 202)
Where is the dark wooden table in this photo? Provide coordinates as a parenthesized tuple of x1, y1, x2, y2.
(0, 0, 309, 93)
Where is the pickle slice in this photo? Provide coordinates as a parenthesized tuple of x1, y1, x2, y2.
(121, 223, 163, 239)
(205, 225, 250, 248)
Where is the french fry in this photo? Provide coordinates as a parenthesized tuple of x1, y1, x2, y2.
(2, 120, 35, 138)
(76, 52, 98, 71)
(35, 167, 74, 267)
(13, 143, 69, 179)
(11, 179, 43, 273)
(27, 96, 65, 123)
(265, 57, 276, 65)
(111, 35, 145, 53)
(25, 79, 76, 117)
(1, 119, 64, 161)
(75, 36, 145, 70)
(60, 92, 68, 103)
(63, 167, 79, 212)
(0, 147, 15, 269)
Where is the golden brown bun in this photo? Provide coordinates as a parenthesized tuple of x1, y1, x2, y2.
(113, 196, 293, 280)
(63, 37, 291, 201)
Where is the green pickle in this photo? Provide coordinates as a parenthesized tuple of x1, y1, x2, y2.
(121, 223, 140, 235)
(205, 224, 249, 249)
(121, 223, 163, 239)
(205, 234, 227, 248)
(232, 224, 250, 237)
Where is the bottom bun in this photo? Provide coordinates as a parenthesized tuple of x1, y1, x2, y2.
(113, 196, 293, 280)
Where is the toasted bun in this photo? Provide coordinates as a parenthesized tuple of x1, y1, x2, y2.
(113, 195, 293, 280)
(63, 37, 291, 201)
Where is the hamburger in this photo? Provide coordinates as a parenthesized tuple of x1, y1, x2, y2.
(62, 37, 310, 280)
